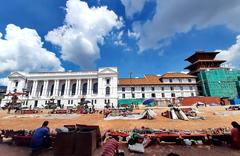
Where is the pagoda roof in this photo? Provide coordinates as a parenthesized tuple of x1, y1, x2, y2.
(184, 60, 226, 69)
(185, 51, 220, 63)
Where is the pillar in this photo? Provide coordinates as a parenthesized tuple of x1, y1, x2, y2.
(31, 80, 38, 97)
(42, 80, 49, 97)
(53, 80, 59, 96)
(65, 79, 70, 96)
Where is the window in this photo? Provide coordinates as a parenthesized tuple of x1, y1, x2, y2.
(122, 94, 125, 99)
(61, 84, 65, 96)
(82, 83, 87, 95)
(95, 100, 97, 104)
(50, 84, 54, 96)
(171, 93, 175, 97)
(142, 93, 145, 98)
(122, 87, 125, 92)
(106, 79, 110, 84)
(93, 83, 98, 94)
(179, 79, 182, 82)
(169, 79, 173, 83)
(188, 79, 192, 82)
(189, 86, 193, 90)
(180, 86, 183, 90)
(162, 93, 165, 98)
(71, 100, 73, 104)
(15, 81, 18, 87)
(132, 93, 135, 98)
(170, 86, 174, 91)
(131, 87, 135, 92)
(106, 87, 110, 95)
(68, 100, 70, 104)
(151, 87, 155, 91)
(161, 87, 164, 91)
(71, 83, 76, 95)
(151, 93, 156, 98)
(40, 85, 44, 96)
(191, 93, 194, 97)
(141, 87, 145, 91)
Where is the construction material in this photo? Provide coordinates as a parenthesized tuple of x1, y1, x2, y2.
(104, 109, 156, 120)
(170, 109, 178, 120)
(162, 107, 204, 121)
(179, 109, 189, 121)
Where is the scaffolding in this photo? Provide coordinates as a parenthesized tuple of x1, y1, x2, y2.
(198, 69, 240, 99)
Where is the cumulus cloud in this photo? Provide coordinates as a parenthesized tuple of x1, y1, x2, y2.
(0, 77, 8, 86)
(45, 0, 122, 69)
(133, 0, 240, 52)
(0, 24, 64, 73)
(121, 0, 148, 18)
(217, 35, 240, 68)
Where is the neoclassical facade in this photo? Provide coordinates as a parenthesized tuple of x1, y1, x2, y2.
(1, 67, 118, 109)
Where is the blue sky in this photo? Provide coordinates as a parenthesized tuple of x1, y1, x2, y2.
(0, 0, 240, 85)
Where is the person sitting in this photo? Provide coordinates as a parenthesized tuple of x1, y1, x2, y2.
(231, 121, 240, 149)
(31, 121, 51, 153)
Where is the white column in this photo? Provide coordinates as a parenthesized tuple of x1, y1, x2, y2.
(78, 79, 82, 95)
(42, 80, 49, 97)
(89, 79, 92, 95)
(53, 80, 59, 96)
(76, 79, 81, 95)
(31, 80, 38, 97)
(65, 79, 70, 96)
(87, 79, 90, 95)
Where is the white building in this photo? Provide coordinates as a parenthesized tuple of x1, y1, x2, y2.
(1, 68, 198, 108)
(1, 67, 118, 109)
(118, 73, 198, 106)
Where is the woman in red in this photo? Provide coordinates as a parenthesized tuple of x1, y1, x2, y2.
(231, 121, 240, 149)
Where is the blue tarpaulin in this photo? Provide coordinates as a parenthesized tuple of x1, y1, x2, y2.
(230, 98, 240, 105)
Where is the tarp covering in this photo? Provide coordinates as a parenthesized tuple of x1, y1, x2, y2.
(118, 99, 143, 106)
(104, 109, 156, 120)
(230, 99, 240, 105)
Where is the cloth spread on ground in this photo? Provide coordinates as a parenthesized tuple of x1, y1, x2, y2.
(104, 109, 156, 120)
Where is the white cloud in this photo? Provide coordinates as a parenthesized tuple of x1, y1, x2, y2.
(45, 0, 122, 69)
(0, 77, 8, 86)
(0, 24, 64, 73)
(114, 30, 126, 46)
(121, 0, 147, 18)
(127, 30, 139, 39)
(133, 0, 240, 52)
(217, 35, 240, 68)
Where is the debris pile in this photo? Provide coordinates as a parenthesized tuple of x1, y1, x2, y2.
(162, 107, 206, 120)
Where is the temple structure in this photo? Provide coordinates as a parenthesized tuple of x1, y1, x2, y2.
(184, 51, 225, 75)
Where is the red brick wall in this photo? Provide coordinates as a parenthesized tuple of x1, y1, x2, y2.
(180, 97, 221, 106)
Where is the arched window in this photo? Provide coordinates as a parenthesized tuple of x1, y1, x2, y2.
(61, 84, 65, 96)
(72, 83, 76, 96)
(82, 83, 87, 95)
(40, 85, 44, 96)
(93, 83, 98, 94)
(106, 87, 110, 95)
(50, 84, 54, 96)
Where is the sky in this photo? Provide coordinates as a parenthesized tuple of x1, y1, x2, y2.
(0, 0, 240, 85)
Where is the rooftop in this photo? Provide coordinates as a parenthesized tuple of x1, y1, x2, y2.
(119, 73, 196, 86)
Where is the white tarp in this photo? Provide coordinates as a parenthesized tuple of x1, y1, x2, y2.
(104, 109, 156, 120)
